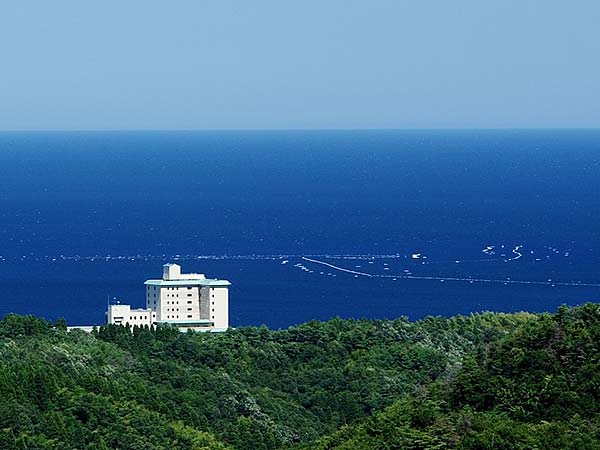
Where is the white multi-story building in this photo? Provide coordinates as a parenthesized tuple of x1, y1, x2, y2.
(106, 263, 230, 331)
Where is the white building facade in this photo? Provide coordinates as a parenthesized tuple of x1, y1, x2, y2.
(106, 303, 156, 328)
(106, 264, 230, 332)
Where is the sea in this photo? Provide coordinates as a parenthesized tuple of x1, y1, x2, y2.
(1, 130, 599, 329)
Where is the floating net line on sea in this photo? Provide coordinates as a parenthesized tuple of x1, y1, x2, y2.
(1, 246, 598, 289)
(300, 257, 600, 288)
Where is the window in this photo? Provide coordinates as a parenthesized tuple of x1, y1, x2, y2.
(187, 293, 192, 297)
(187, 287, 192, 290)
(187, 301, 192, 304)
(212, 309, 214, 312)
(187, 315, 192, 318)
(187, 307, 192, 311)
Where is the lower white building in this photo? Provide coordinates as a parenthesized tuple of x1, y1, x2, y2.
(106, 303, 156, 328)
(106, 263, 231, 331)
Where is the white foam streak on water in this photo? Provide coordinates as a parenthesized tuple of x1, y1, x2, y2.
(507, 245, 523, 261)
(301, 257, 374, 278)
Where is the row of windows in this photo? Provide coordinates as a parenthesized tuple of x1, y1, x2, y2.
(165, 293, 196, 298)
(147, 289, 203, 297)
(164, 314, 216, 320)
(163, 307, 214, 313)
(147, 300, 209, 308)
(146, 299, 213, 308)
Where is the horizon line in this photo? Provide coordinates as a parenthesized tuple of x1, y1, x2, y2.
(0, 127, 599, 133)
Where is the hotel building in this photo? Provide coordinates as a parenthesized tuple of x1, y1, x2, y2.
(106, 263, 230, 331)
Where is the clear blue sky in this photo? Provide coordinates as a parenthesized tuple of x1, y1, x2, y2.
(1, 1, 599, 130)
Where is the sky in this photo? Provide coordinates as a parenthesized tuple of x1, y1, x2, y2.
(1, 1, 599, 130)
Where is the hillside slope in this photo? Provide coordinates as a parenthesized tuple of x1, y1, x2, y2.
(308, 304, 600, 450)
(1, 305, 593, 449)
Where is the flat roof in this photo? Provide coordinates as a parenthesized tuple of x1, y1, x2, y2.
(145, 279, 231, 287)
(107, 305, 152, 312)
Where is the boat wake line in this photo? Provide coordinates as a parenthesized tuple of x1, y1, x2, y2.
(301, 257, 600, 288)
(301, 257, 374, 277)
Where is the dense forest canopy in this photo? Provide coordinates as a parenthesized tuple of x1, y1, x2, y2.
(0, 304, 598, 449)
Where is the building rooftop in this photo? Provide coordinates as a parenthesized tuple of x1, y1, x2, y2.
(145, 263, 231, 286)
(162, 263, 207, 281)
(145, 278, 231, 287)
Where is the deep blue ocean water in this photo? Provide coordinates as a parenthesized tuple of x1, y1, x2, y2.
(1, 130, 599, 328)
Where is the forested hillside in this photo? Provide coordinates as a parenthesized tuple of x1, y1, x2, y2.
(310, 304, 600, 450)
(0, 305, 598, 449)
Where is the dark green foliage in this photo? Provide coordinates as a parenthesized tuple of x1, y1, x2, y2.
(0, 306, 598, 449)
(451, 304, 600, 420)
(310, 304, 600, 449)
(0, 314, 53, 337)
